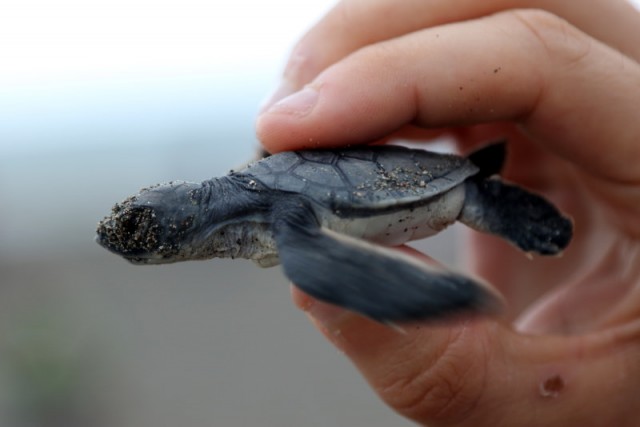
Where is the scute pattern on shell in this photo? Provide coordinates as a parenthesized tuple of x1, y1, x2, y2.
(239, 145, 479, 213)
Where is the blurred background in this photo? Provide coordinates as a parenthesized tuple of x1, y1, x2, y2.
(1, 1, 638, 426)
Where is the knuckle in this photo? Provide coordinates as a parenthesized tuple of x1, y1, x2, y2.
(374, 328, 489, 424)
(508, 9, 593, 65)
(283, 43, 316, 85)
(353, 41, 396, 65)
(283, 0, 369, 85)
(348, 37, 408, 75)
(332, 0, 358, 29)
(332, 0, 388, 32)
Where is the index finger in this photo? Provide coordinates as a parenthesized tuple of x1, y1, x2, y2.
(257, 10, 640, 184)
(272, 0, 640, 99)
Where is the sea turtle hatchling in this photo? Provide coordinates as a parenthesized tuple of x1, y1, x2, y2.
(96, 142, 572, 323)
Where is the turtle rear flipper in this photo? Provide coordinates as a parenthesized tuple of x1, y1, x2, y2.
(273, 203, 502, 323)
(459, 179, 573, 255)
(467, 141, 506, 178)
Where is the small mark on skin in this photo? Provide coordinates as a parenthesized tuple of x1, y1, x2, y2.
(494, 67, 502, 73)
(539, 375, 564, 398)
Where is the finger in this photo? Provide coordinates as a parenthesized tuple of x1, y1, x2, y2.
(292, 268, 640, 425)
(257, 10, 640, 185)
(266, 0, 640, 107)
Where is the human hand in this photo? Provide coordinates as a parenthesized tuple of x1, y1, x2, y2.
(256, 1, 640, 425)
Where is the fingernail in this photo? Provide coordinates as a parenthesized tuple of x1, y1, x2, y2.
(308, 301, 351, 328)
(259, 79, 297, 114)
(291, 284, 350, 329)
(264, 86, 319, 117)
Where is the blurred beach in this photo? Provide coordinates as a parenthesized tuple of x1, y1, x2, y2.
(0, 1, 438, 425)
(0, 65, 464, 425)
(3, 0, 638, 425)
(0, 78, 460, 425)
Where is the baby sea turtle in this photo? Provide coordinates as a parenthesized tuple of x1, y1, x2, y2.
(96, 142, 572, 323)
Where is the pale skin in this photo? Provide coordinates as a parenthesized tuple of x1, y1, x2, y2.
(256, 1, 640, 425)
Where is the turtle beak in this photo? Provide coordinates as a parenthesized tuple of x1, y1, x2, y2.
(96, 181, 202, 264)
(95, 204, 163, 263)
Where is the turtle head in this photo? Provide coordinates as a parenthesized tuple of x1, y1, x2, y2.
(97, 177, 272, 264)
(96, 181, 205, 264)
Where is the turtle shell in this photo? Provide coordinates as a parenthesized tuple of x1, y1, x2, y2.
(238, 145, 479, 213)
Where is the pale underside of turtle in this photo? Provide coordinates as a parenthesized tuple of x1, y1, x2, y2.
(96, 142, 572, 323)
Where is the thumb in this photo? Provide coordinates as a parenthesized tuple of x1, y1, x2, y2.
(293, 287, 497, 425)
(292, 284, 640, 426)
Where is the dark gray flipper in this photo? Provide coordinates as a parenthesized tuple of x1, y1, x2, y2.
(459, 179, 572, 255)
(467, 141, 506, 178)
(273, 202, 502, 323)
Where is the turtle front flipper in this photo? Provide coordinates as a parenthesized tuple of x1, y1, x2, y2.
(272, 202, 502, 324)
(459, 179, 573, 255)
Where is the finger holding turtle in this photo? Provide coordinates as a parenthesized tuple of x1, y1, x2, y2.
(257, 5, 640, 427)
(260, 0, 640, 114)
(257, 9, 640, 321)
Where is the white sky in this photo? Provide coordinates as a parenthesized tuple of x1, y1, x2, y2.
(0, 0, 334, 155)
(0, 0, 638, 155)
(3, 0, 636, 86)
(0, 0, 331, 85)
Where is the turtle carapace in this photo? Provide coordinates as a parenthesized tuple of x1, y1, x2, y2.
(96, 142, 572, 323)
